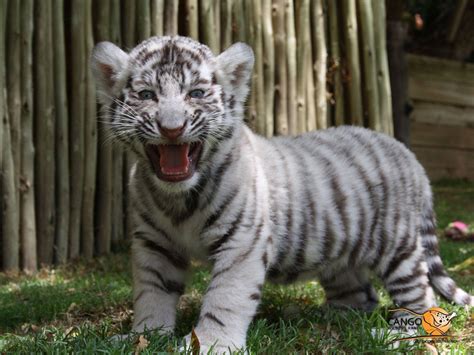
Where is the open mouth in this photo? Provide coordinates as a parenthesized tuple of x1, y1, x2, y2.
(145, 142, 203, 182)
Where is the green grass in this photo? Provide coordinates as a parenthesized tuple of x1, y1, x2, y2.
(1, 181, 473, 353)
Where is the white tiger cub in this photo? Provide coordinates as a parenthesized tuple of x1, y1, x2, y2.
(91, 36, 473, 353)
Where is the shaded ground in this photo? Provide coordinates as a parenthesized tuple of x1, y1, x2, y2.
(0, 181, 473, 353)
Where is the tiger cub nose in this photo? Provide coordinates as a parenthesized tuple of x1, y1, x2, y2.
(158, 123, 185, 140)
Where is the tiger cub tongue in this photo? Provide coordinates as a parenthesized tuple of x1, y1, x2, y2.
(158, 144, 190, 175)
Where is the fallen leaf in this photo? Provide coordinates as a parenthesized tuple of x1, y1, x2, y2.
(67, 302, 77, 313)
(134, 335, 149, 354)
(64, 327, 79, 338)
(191, 328, 200, 355)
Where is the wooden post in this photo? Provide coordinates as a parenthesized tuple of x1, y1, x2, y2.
(387, 0, 409, 145)
(81, 0, 97, 259)
(213, 0, 221, 50)
(111, 0, 123, 246)
(327, 0, 344, 126)
(52, 0, 69, 263)
(69, 0, 86, 259)
(151, 0, 164, 37)
(312, 0, 327, 130)
(34, 0, 56, 264)
(273, 0, 288, 135)
(262, 0, 274, 136)
(95, 0, 113, 255)
(245, 0, 256, 131)
(358, 0, 380, 131)
(252, 0, 265, 136)
(6, 0, 21, 202)
(2, 0, 20, 271)
(220, 0, 232, 49)
(342, 0, 363, 126)
(233, 0, 247, 43)
(373, 0, 393, 135)
(136, 0, 151, 41)
(200, 0, 219, 53)
(285, 0, 297, 135)
(0, 0, 5, 180)
(304, 5, 316, 132)
(19, 0, 36, 272)
(296, 0, 309, 134)
(122, 0, 136, 48)
(164, 0, 179, 36)
(122, 0, 136, 241)
(0, 0, 5, 182)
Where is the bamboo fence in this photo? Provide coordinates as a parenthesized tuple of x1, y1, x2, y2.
(0, 0, 393, 272)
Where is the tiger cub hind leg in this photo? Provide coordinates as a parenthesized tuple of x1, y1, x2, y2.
(320, 268, 379, 312)
(379, 241, 436, 313)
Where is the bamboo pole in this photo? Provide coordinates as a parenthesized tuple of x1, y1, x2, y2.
(312, 0, 327, 129)
(1, 0, 19, 271)
(220, 0, 232, 49)
(285, 0, 297, 135)
(111, 0, 123, 246)
(373, 0, 393, 135)
(213, 0, 221, 50)
(6, 0, 21, 199)
(252, 0, 265, 135)
(122, 0, 136, 48)
(304, 2, 316, 132)
(110, 0, 121, 43)
(245, 0, 256, 130)
(52, 0, 69, 264)
(81, 0, 97, 259)
(342, 0, 363, 126)
(136, 0, 150, 41)
(0, 0, 4, 177)
(262, 0, 274, 137)
(95, 0, 113, 255)
(200, 0, 219, 53)
(296, 0, 309, 134)
(327, 0, 344, 126)
(35, 0, 56, 264)
(2, 84, 19, 271)
(164, 0, 179, 36)
(357, 0, 380, 131)
(122, 0, 136, 241)
(324, 12, 332, 127)
(233, 0, 247, 43)
(69, 0, 86, 259)
(0, 0, 5, 176)
(151, 0, 164, 36)
(273, 0, 288, 135)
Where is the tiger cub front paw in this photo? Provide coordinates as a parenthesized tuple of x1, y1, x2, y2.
(181, 330, 245, 355)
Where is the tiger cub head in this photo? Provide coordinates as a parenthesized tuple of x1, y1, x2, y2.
(91, 36, 254, 189)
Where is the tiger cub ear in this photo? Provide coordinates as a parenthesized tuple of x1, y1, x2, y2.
(91, 41, 129, 103)
(215, 42, 254, 104)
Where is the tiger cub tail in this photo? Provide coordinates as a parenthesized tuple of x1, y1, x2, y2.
(421, 188, 473, 306)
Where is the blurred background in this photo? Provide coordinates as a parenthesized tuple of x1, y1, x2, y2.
(0, 0, 473, 272)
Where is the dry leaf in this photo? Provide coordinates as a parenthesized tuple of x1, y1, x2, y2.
(64, 327, 79, 338)
(424, 343, 438, 354)
(191, 328, 200, 355)
(67, 302, 77, 313)
(134, 335, 149, 354)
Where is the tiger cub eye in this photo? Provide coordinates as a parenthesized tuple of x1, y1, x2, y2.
(188, 89, 205, 99)
(138, 90, 156, 100)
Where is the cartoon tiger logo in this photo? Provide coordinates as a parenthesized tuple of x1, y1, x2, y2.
(390, 307, 457, 337)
